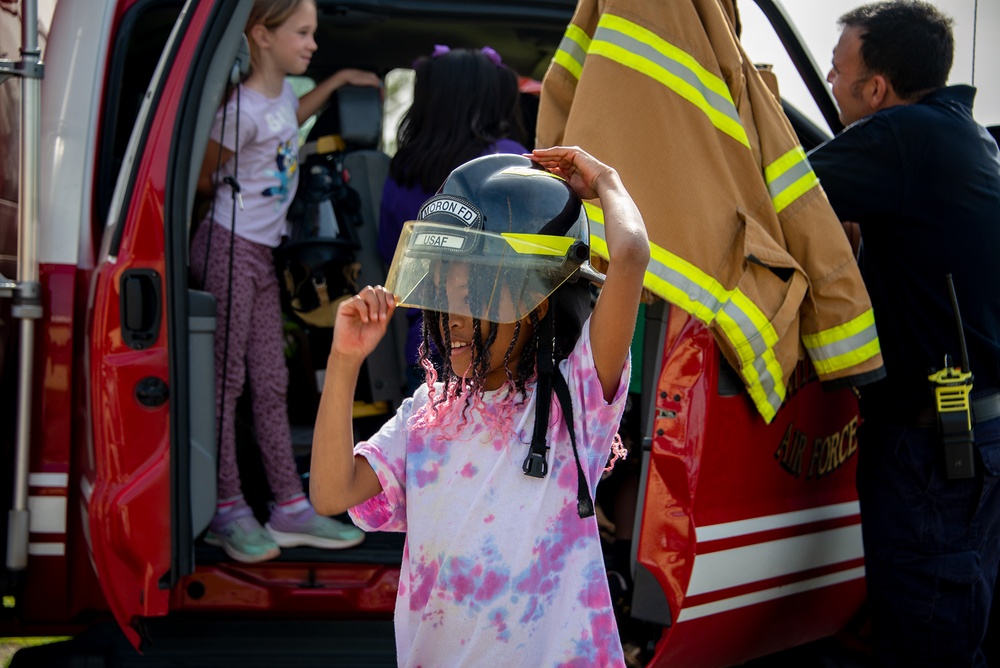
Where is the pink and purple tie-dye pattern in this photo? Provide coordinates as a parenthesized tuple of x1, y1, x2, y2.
(350, 318, 629, 667)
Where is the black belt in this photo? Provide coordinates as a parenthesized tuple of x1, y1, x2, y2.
(914, 391, 1000, 428)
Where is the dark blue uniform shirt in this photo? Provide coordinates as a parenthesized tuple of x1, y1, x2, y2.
(808, 85, 1000, 419)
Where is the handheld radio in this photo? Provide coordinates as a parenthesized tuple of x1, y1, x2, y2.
(927, 274, 975, 479)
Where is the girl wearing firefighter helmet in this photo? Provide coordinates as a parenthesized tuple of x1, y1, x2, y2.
(310, 147, 649, 666)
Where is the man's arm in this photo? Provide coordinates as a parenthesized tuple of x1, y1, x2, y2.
(808, 116, 905, 224)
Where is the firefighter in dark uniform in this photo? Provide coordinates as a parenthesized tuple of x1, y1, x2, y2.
(808, 2, 1000, 666)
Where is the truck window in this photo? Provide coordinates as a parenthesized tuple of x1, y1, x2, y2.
(288, 75, 318, 146)
(382, 68, 414, 157)
(94, 1, 183, 237)
(740, 1, 833, 150)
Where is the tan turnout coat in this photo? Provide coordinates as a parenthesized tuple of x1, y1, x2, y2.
(537, 0, 885, 422)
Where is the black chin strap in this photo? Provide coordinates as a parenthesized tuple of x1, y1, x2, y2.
(522, 314, 595, 519)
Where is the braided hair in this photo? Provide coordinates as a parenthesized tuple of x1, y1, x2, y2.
(415, 263, 593, 417)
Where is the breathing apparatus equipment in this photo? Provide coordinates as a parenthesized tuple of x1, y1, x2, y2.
(277, 144, 363, 328)
(276, 85, 383, 328)
(385, 154, 605, 517)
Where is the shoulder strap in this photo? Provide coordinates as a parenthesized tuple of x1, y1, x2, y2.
(521, 312, 595, 518)
(523, 316, 553, 478)
(552, 370, 596, 519)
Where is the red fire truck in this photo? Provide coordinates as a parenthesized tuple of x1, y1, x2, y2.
(1, 0, 885, 665)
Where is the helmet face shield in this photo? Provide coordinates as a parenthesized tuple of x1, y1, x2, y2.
(386, 221, 588, 323)
(384, 155, 605, 323)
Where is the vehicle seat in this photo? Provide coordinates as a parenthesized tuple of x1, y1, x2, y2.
(334, 85, 392, 276)
(298, 85, 406, 406)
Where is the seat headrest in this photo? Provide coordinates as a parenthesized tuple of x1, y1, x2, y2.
(336, 85, 382, 150)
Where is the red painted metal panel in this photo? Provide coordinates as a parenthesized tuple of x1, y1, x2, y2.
(16, 263, 76, 624)
(655, 578, 866, 667)
(84, 0, 215, 648)
(640, 306, 865, 665)
(171, 564, 399, 616)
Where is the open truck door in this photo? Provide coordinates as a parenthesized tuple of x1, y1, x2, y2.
(631, 305, 865, 667)
(82, 0, 249, 646)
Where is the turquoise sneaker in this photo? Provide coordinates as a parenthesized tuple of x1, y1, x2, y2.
(266, 504, 365, 549)
(205, 505, 281, 563)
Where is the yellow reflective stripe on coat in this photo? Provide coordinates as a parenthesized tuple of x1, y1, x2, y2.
(589, 14, 749, 148)
(553, 23, 591, 79)
(764, 147, 821, 213)
(585, 202, 785, 421)
(554, 13, 819, 216)
(802, 309, 881, 375)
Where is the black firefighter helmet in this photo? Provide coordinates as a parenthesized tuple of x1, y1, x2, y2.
(385, 153, 604, 324)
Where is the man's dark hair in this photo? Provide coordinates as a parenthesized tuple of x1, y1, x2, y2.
(839, 0, 954, 101)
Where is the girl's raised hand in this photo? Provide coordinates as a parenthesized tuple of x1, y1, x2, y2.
(333, 68, 382, 89)
(331, 285, 396, 361)
(525, 146, 613, 201)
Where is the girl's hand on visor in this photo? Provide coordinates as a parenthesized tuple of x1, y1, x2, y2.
(331, 285, 396, 361)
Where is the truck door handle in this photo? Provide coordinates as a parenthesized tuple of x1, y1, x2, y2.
(120, 269, 162, 350)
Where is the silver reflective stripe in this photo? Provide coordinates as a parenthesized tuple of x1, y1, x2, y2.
(585, 203, 785, 418)
(767, 160, 813, 207)
(553, 24, 591, 79)
(807, 324, 879, 363)
(594, 26, 742, 130)
(558, 32, 587, 71)
(764, 148, 820, 213)
(591, 16, 746, 144)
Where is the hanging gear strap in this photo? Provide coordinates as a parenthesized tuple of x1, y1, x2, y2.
(522, 313, 595, 519)
(209, 84, 242, 461)
(552, 370, 596, 519)
(523, 314, 554, 478)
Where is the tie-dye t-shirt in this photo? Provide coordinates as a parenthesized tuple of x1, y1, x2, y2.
(349, 318, 629, 667)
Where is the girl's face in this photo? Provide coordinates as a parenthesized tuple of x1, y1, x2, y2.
(443, 263, 537, 391)
(266, 1, 318, 76)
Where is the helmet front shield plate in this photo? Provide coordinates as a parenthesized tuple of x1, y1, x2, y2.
(386, 221, 590, 323)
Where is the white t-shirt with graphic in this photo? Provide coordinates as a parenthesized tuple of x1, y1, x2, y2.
(350, 318, 629, 668)
(207, 81, 299, 248)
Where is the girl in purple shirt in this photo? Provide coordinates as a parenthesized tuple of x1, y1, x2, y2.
(378, 46, 530, 392)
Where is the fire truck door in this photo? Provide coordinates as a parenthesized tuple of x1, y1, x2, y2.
(630, 301, 866, 667)
(84, 0, 250, 648)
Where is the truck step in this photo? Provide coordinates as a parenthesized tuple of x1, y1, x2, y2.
(10, 620, 396, 667)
